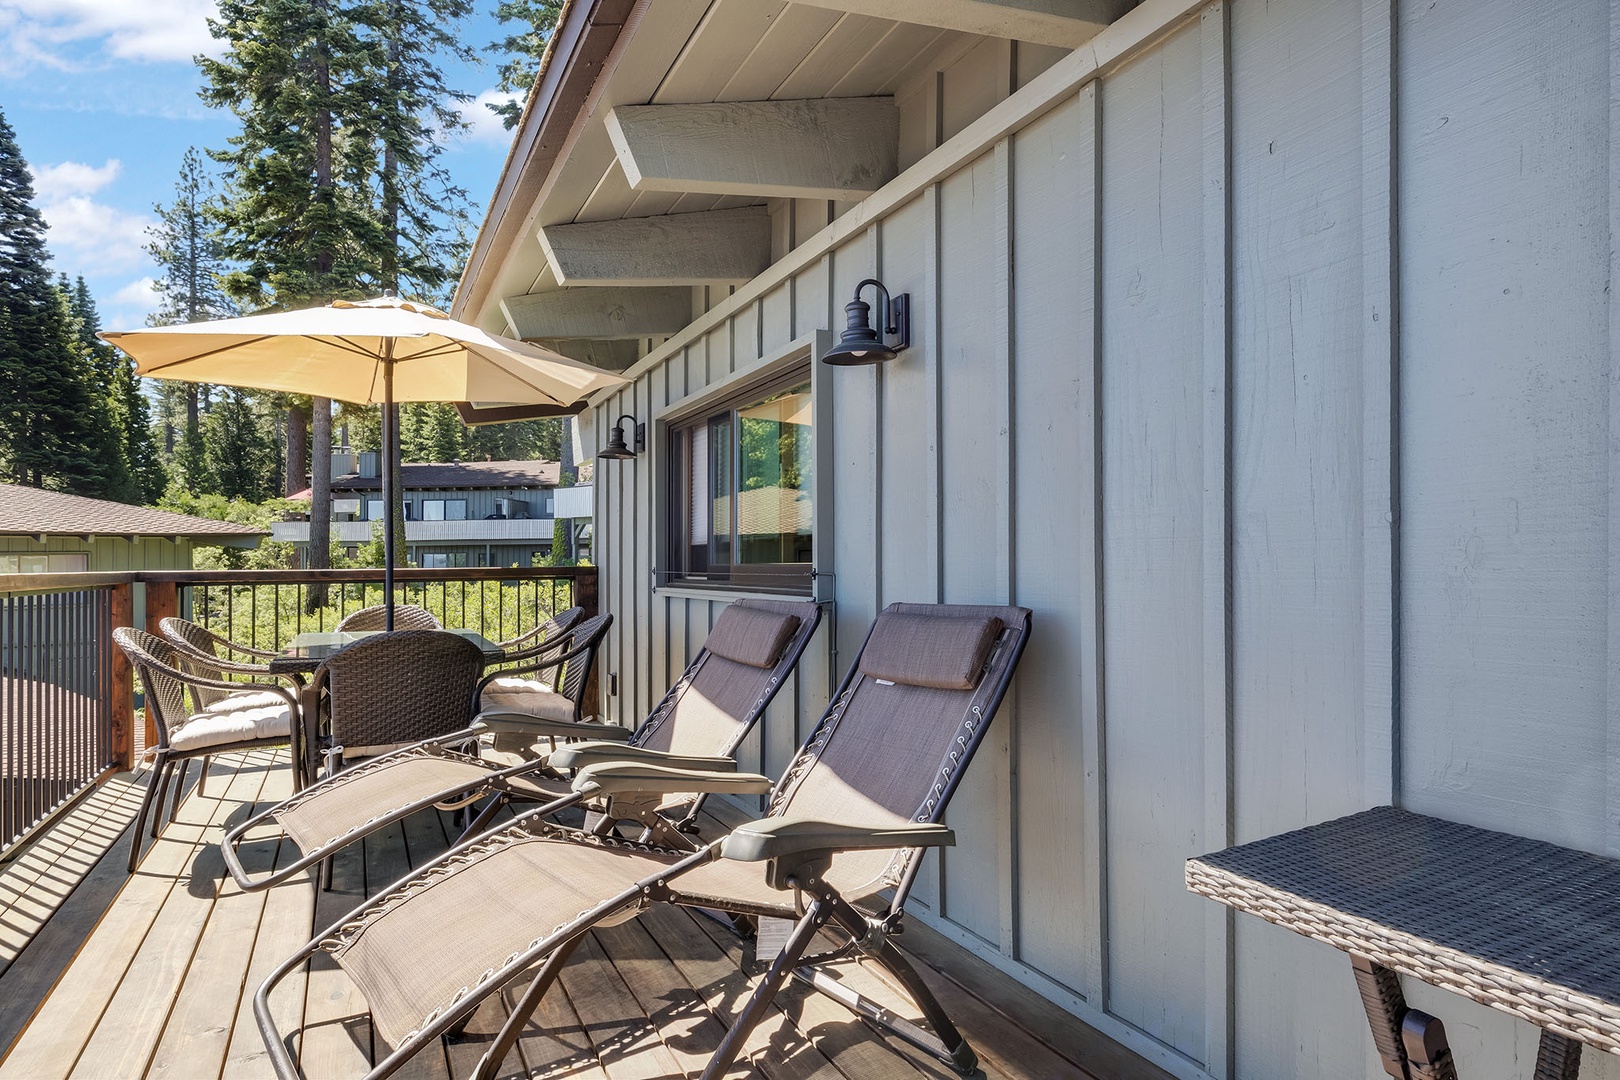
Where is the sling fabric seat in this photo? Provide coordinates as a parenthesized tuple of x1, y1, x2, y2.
(225, 600, 818, 892)
(254, 603, 1029, 1080)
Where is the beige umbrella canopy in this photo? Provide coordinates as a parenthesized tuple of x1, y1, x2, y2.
(101, 295, 626, 627)
(101, 295, 623, 406)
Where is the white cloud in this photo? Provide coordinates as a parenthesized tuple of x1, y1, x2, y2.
(458, 89, 523, 146)
(0, 0, 219, 70)
(30, 158, 153, 278)
(31, 158, 120, 197)
(113, 276, 159, 307)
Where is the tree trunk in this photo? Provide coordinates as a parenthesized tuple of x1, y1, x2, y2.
(285, 401, 309, 497)
(558, 418, 575, 561)
(306, 398, 333, 611)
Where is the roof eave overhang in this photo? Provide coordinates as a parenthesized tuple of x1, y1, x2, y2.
(451, 0, 637, 323)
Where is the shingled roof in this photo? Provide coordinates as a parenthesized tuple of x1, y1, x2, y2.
(0, 485, 265, 540)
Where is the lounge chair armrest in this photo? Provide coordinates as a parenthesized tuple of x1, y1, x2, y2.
(720, 817, 955, 863)
(572, 762, 773, 798)
(474, 712, 633, 742)
(549, 742, 737, 772)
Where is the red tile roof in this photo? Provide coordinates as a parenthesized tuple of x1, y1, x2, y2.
(0, 485, 264, 539)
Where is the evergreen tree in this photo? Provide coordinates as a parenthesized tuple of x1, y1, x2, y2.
(64, 277, 166, 502)
(146, 146, 236, 491)
(485, 1, 564, 130)
(0, 108, 106, 492)
(203, 389, 277, 500)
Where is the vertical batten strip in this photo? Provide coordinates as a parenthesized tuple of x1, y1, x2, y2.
(1199, 3, 1235, 1077)
(870, 223, 885, 611)
(993, 135, 1019, 958)
(927, 184, 945, 606)
(1607, 0, 1620, 859)
(1361, 0, 1399, 810)
(1076, 79, 1109, 1007)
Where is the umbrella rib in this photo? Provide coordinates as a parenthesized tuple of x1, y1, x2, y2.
(133, 335, 277, 373)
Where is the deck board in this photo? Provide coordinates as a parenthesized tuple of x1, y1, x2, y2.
(0, 751, 1105, 1079)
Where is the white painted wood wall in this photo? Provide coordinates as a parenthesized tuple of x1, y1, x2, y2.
(590, 0, 1620, 1075)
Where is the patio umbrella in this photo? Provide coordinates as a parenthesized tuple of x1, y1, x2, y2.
(102, 295, 625, 628)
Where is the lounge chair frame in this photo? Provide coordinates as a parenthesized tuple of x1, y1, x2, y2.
(253, 603, 1027, 1080)
(223, 602, 816, 891)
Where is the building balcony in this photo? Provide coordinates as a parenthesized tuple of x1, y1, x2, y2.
(269, 518, 560, 545)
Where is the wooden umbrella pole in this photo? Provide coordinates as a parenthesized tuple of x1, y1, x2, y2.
(381, 343, 397, 631)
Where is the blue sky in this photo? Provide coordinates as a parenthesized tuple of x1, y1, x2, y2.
(0, 0, 523, 330)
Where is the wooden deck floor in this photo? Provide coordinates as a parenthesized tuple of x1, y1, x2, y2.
(0, 751, 1148, 1079)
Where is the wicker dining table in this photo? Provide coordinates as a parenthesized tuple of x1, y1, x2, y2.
(1187, 806, 1617, 1080)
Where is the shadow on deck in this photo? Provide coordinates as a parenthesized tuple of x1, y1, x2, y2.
(0, 750, 1159, 1079)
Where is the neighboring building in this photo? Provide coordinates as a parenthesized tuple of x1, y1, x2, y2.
(453, 3, 1620, 1078)
(0, 484, 263, 573)
(272, 454, 592, 568)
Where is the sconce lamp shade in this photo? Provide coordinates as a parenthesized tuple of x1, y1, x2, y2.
(822, 279, 911, 365)
(598, 414, 644, 460)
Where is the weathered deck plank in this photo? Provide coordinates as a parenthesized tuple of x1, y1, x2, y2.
(0, 754, 1103, 1078)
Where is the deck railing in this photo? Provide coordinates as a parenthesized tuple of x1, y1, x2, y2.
(0, 576, 126, 855)
(0, 566, 596, 858)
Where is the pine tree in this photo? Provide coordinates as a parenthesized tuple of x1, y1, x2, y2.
(64, 277, 166, 502)
(203, 389, 277, 500)
(146, 146, 237, 492)
(485, 1, 564, 130)
(0, 108, 107, 492)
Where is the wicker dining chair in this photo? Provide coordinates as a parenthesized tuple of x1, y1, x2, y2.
(225, 601, 820, 891)
(253, 603, 1029, 1080)
(335, 604, 440, 632)
(307, 629, 486, 782)
(475, 610, 613, 724)
(112, 627, 303, 871)
(489, 605, 583, 653)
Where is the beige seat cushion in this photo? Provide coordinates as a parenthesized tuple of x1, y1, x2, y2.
(171, 702, 291, 752)
(479, 677, 576, 722)
(203, 688, 286, 713)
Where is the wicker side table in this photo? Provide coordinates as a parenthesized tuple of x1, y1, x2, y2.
(1188, 806, 1617, 1080)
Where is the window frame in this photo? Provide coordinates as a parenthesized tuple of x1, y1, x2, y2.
(650, 333, 832, 601)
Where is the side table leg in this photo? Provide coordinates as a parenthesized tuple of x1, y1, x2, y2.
(1532, 1031, 1581, 1080)
(1401, 1010, 1459, 1080)
(1351, 955, 1412, 1079)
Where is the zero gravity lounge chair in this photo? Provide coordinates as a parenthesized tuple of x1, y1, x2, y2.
(223, 599, 821, 891)
(254, 602, 1030, 1080)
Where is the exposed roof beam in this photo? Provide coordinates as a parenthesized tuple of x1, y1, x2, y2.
(500, 287, 693, 340)
(606, 98, 898, 201)
(792, 0, 1127, 48)
(534, 337, 644, 371)
(539, 207, 771, 287)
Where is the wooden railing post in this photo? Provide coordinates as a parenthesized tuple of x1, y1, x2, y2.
(576, 568, 601, 721)
(144, 580, 178, 753)
(109, 582, 135, 771)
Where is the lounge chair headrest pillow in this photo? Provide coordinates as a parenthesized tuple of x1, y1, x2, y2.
(703, 607, 801, 668)
(858, 612, 1004, 691)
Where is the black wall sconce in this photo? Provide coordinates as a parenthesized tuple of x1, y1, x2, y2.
(823, 278, 911, 365)
(597, 414, 644, 460)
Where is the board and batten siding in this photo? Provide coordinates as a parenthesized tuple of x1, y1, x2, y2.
(586, 0, 1620, 1076)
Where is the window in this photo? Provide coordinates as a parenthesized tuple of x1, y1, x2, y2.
(420, 551, 469, 569)
(366, 499, 384, 520)
(420, 499, 467, 521)
(667, 372, 813, 591)
(0, 553, 88, 573)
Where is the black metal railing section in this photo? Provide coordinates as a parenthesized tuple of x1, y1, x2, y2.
(0, 585, 117, 853)
(156, 567, 596, 655)
(0, 566, 596, 860)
